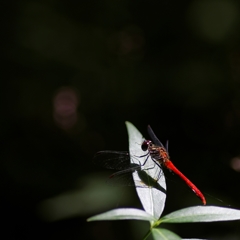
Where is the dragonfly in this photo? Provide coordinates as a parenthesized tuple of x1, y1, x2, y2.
(94, 125, 206, 205)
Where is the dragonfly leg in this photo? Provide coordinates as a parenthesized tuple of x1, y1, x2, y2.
(132, 153, 151, 167)
(133, 152, 149, 158)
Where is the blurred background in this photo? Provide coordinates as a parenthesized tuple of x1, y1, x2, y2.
(2, 0, 240, 239)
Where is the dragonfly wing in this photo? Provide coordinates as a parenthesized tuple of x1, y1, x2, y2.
(147, 125, 164, 147)
(107, 163, 141, 186)
(93, 151, 131, 171)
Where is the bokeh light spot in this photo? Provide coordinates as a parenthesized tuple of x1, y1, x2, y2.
(230, 157, 240, 172)
(53, 87, 79, 130)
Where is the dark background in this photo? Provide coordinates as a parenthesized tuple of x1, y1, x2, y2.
(2, 0, 240, 239)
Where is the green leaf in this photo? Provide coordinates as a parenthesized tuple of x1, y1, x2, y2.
(87, 208, 157, 222)
(151, 228, 181, 240)
(125, 121, 166, 220)
(160, 206, 240, 223)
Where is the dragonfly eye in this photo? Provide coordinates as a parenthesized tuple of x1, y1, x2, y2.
(141, 140, 151, 151)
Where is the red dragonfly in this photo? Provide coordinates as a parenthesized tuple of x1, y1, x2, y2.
(94, 125, 206, 205)
(142, 125, 206, 205)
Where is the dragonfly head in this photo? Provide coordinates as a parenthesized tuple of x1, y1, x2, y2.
(141, 140, 152, 151)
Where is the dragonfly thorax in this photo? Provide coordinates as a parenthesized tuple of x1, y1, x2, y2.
(142, 140, 170, 164)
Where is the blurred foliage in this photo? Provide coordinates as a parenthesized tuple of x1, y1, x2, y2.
(2, 0, 240, 239)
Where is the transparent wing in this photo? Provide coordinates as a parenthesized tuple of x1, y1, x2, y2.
(107, 163, 140, 186)
(147, 125, 164, 147)
(93, 151, 131, 170)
